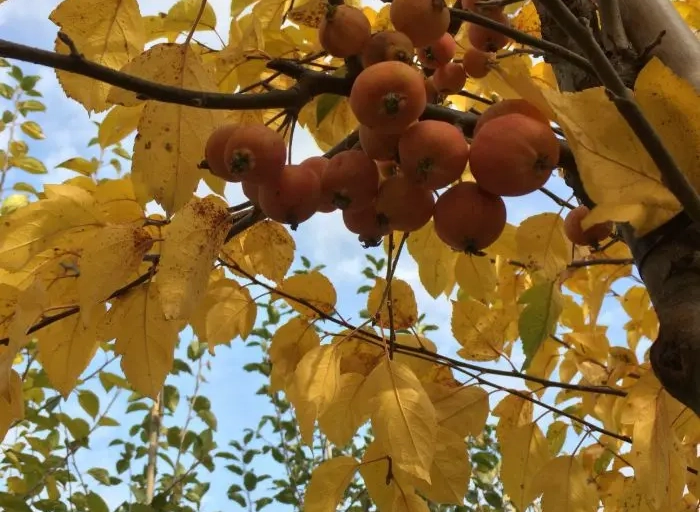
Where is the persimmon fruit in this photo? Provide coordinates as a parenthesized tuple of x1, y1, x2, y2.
(350, 61, 427, 134)
(469, 113, 559, 196)
(461, 0, 502, 14)
(258, 164, 321, 228)
(390, 0, 450, 47)
(433, 181, 506, 252)
(361, 30, 415, 68)
(359, 124, 401, 161)
(322, 149, 379, 211)
(474, 98, 549, 135)
(205, 124, 239, 179)
(222, 124, 286, 185)
(462, 48, 495, 78)
(343, 200, 391, 246)
(417, 33, 457, 69)
(302, 156, 335, 213)
(398, 120, 469, 190)
(319, 5, 371, 58)
(377, 160, 401, 180)
(432, 62, 467, 94)
(424, 77, 440, 104)
(468, 10, 510, 51)
(376, 175, 435, 232)
(564, 205, 613, 246)
(241, 180, 259, 205)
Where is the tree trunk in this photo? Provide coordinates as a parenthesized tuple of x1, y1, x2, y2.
(534, 0, 700, 415)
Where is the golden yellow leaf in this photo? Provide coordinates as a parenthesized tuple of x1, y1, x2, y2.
(500, 422, 551, 511)
(494, 394, 533, 440)
(512, 1, 540, 38)
(190, 278, 257, 352)
(424, 383, 489, 438)
(620, 286, 659, 351)
(100, 282, 179, 398)
(299, 95, 358, 152)
(93, 177, 145, 224)
(98, 105, 144, 148)
(276, 270, 337, 318)
(332, 329, 384, 375)
(0, 370, 24, 442)
(78, 224, 153, 323)
(7, 279, 46, 347)
(287, 0, 329, 28)
(564, 328, 610, 364)
(393, 490, 430, 512)
(452, 299, 509, 361)
(0, 184, 105, 272)
(360, 441, 413, 511)
(675, 1, 700, 28)
(406, 220, 457, 298)
(524, 338, 559, 395)
(158, 196, 231, 321)
(364, 358, 437, 484)
(318, 373, 368, 446)
(516, 213, 572, 280)
(50, 0, 145, 113)
(242, 220, 295, 283)
(268, 316, 320, 392)
(416, 427, 470, 505)
(304, 456, 359, 512)
(367, 277, 418, 329)
(454, 253, 497, 303)
(144, 0, 217, 42)
(533, 455, 598, 512)
(290, 344, 341, 443)
(393, 334, 437, 379)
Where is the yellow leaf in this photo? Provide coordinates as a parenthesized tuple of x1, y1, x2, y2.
(98, 105, 144, 148)
(675, 2, 700, 28)
(534, 456, 598, 512)
(78, 224, 153, 324)
(332, 329, 384, 375)
(364, 358, 437, 484)
(289, 344, 341, 443)
(564, 328, 610, 364)
(268, 316, 320, 392)
(516, 212, 572, 280)
(524, 338, 560, 395)
(452, 299, 509, 361)
(454, 253, 497, 303)
(275, 270, 337, 318)
(406, 220, 457, 298)
(286, 0, 329, 28)
(158, 196, 231, 321)
(299, 95, 358, 152)
(367, 277, 418, 329)
(425, 383, 489, 438)
(190, 278, 257, 352)
(500, 422, 551, 511)
(93, 177, 145, 224)
(50, 0, 145, 113)
(318, 373, 368, 446)
(416, 427, 470, 505)
(360, 441, 413, 511)
(393, 490, 430, 512)
(512, 0, 540, 38)
(393, 333, 437, 379)
(304, 456, 359, 512)
(145, 0, 217, 42)
(0, 184, 104, 271)
(101, 282, 179, 398)
(0, 370, 24, 442)
(494, 394, 533, 440)
(242, 220, 295, 283)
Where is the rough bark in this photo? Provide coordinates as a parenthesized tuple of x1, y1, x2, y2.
(534, 0, 700, 415)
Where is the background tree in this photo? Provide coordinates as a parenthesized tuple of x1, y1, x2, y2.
(0, 0, 699, 511)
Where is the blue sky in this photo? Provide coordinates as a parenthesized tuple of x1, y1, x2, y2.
(0, 1, 644, 510)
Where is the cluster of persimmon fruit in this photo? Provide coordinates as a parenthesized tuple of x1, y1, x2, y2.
(202, 0, 614, 252)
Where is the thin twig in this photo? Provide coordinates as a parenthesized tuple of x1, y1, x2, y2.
(184, 0, 209, 45)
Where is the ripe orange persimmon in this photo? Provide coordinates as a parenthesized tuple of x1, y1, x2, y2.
(222, 124, 286, 185)
(205, 124, 239, 179)
(424, 77, 440, 104)
(474, 98, 549, 135)
(433, 181, 506, 252)
(302, 156, 335, 213)
(390, 0, 450, 47)
(350, 61, 427, 134)
(417, 33, 457, 69)
(398, 120, 469, 190)
(359, 124, 402, 161)
(469, 113, 560, 196)
(377, 160, 401, 180)
(343, 200, 391, 246)
(462, 47, 495, 78)
(361, 30, 415, 68)
(322, 150, 379, 210)
(432, 62, 467, 93)
(376, 175, 435, 231)
(461, 0, 503, 15)
(258, 164, 321, 228)
(319, 5, 371, 58)
(241, 180, 259, 205)
(468, 10, 510, 51)
(564, 205, 613, 246)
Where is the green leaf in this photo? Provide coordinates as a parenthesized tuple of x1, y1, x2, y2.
(2, 110, 14, 123)
(244, 472, 257, 491)
(193, 395, 211, 411)
(78, 390, 100, 419)
(63, 417, 90, 441)
(198, 409, 218, 430)
(20, 120, 44, 140)
(55, 157, 99, 176)
(9, 66, 23, 81)
(99, 371, 129, 391)
(85, 492, 108, 512)
(0, 58, 9, 67)
(518, 280, 563, 369)
(163, 385, 180, 412)
(97, 416, 120, 427)
(0, 83, 13, 99)
(20, 76, 40, 92)
(316, 94, 343, 126)
(12, 182, 39, 197)
(256, 497, 273, 511)
(11, 156, 47, 174)
(87, 468, 111, 485)
(0, 493, 32, 512)
(17, 100, 46, 115)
